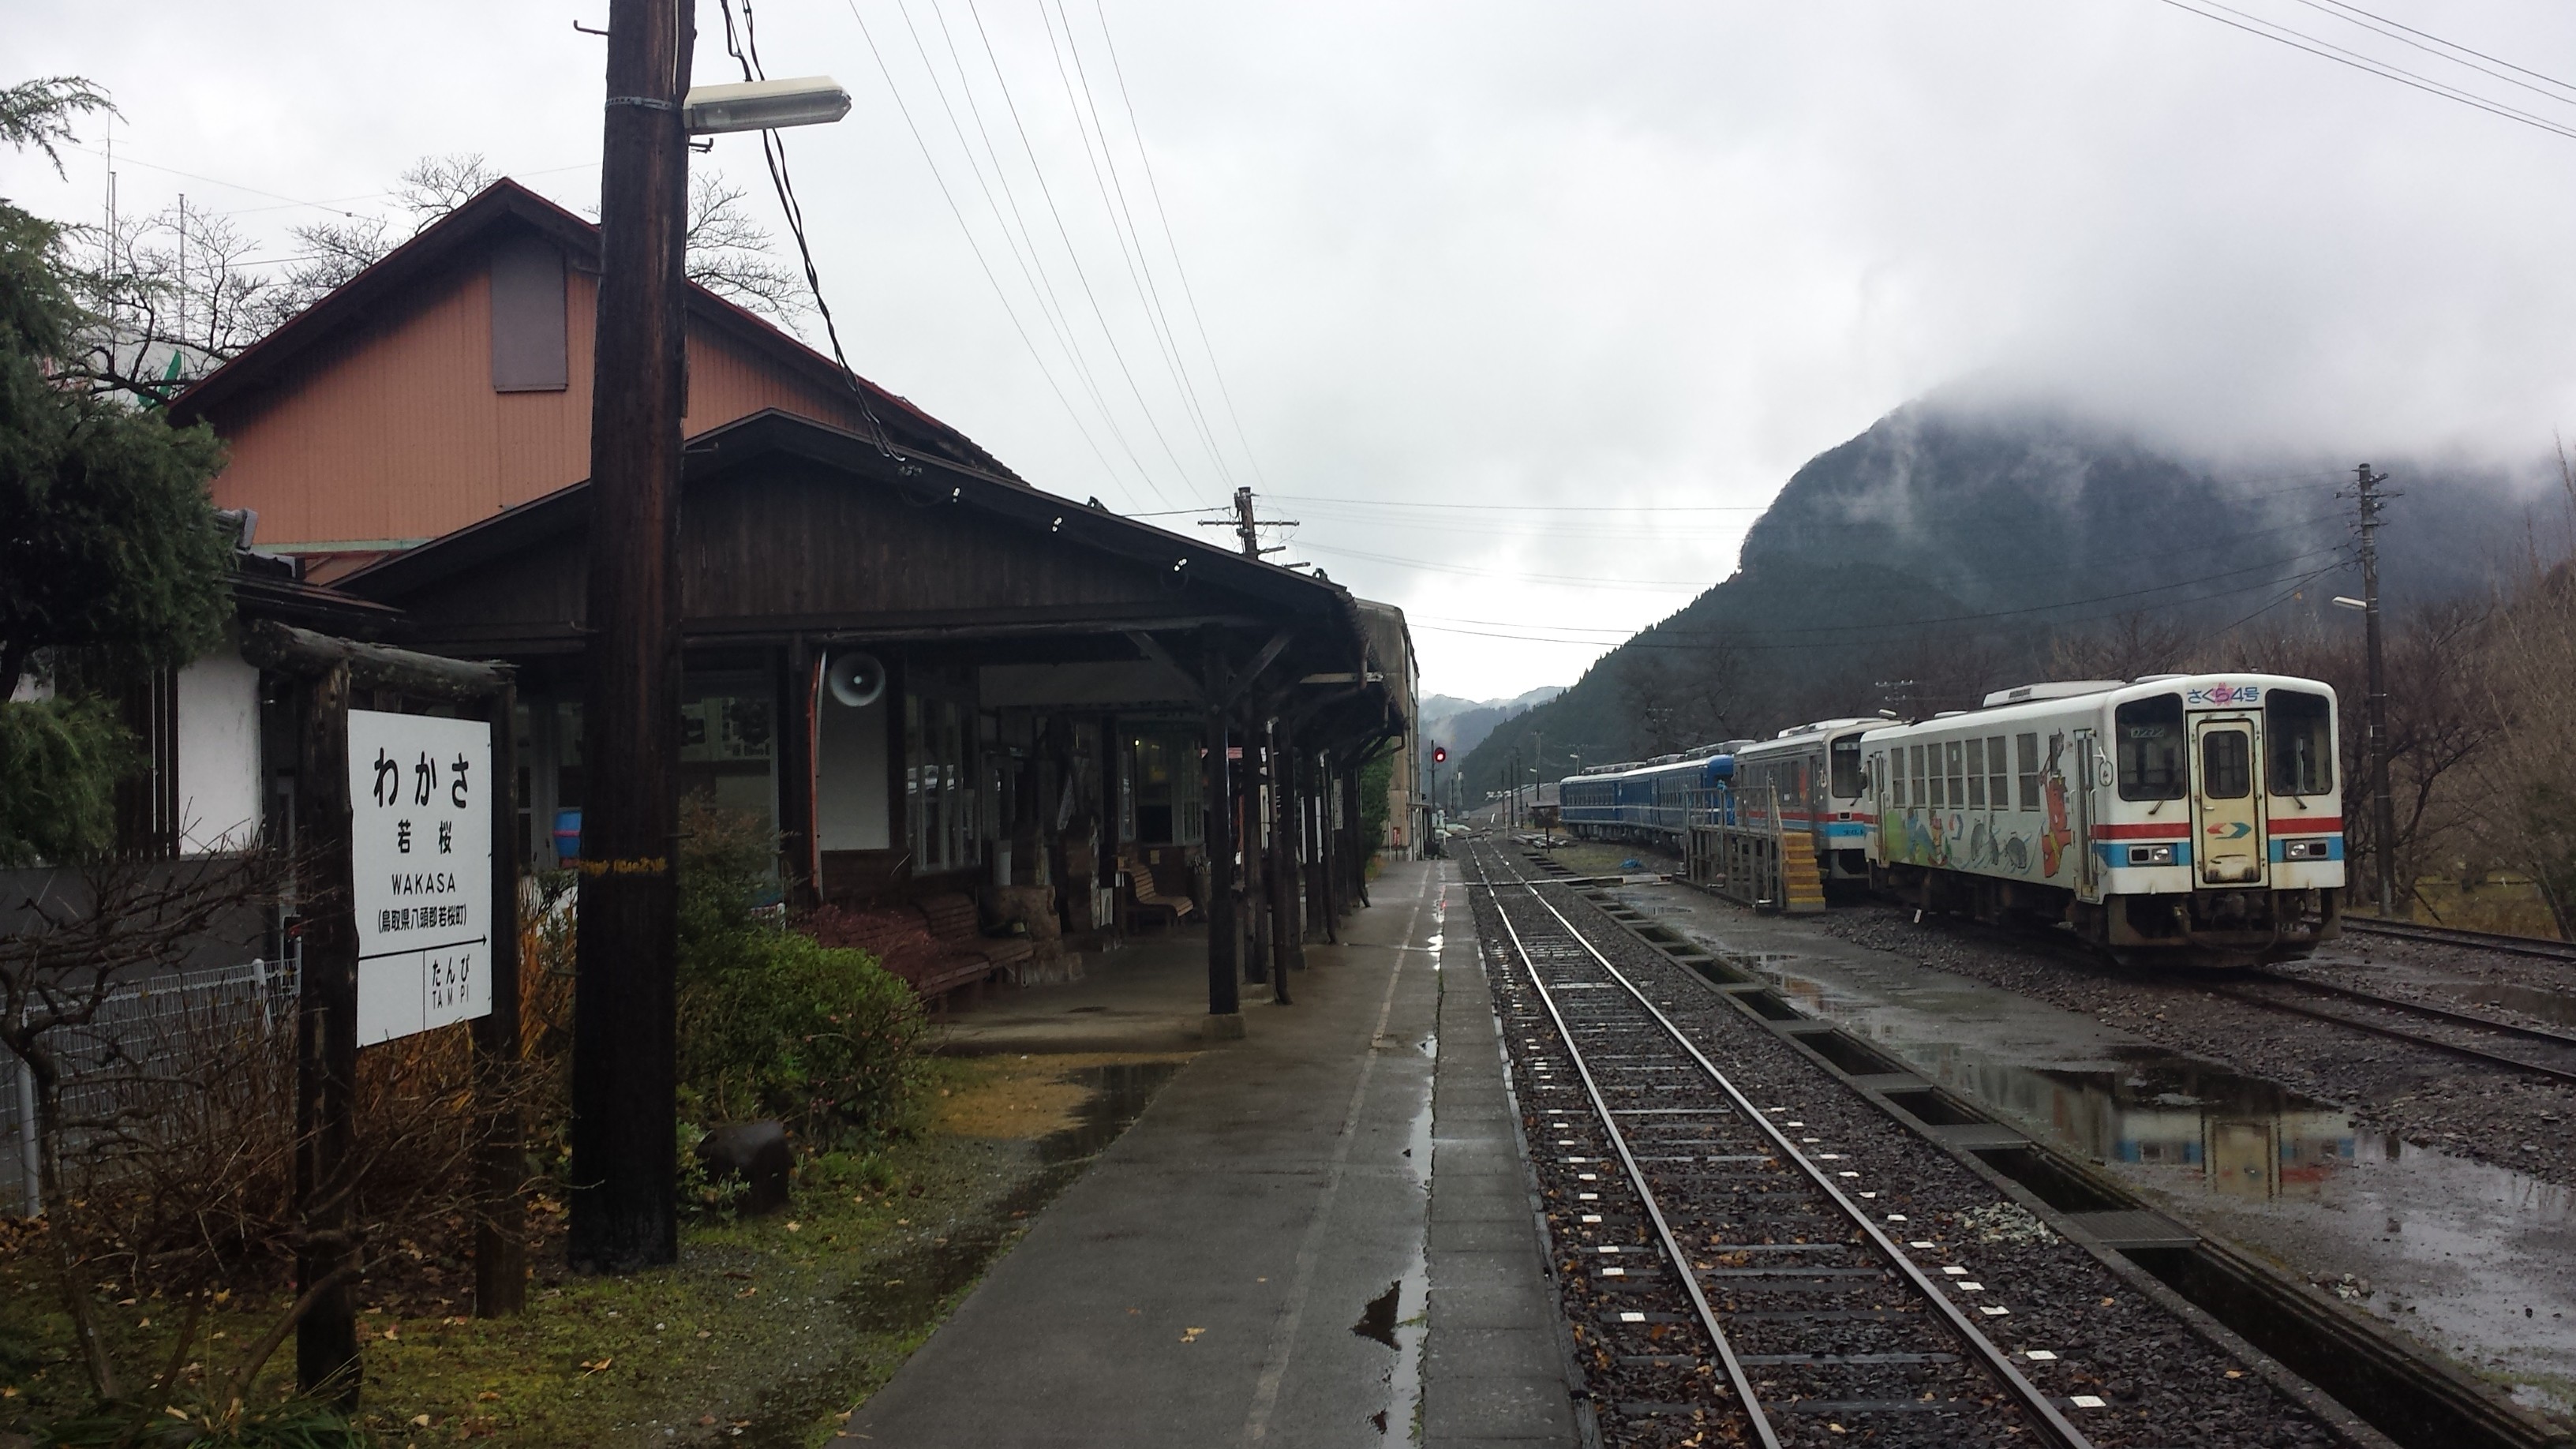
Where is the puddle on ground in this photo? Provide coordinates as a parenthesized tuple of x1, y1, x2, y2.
(1675, 939, 2576, 1419)
(1351, 1279, 1401, 1348)
(2434, 979, 2576, 1030)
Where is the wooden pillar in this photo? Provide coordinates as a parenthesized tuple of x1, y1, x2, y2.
(1236, 708, 1266, 986)
(1316, 754, 1342, 944)
(1269, 717, 1305, 979)
(1200, 709, 1240, 1017)
(473, 683, 527, 1317)
(293, 662, 359, 1402)
(777, 642, 819, 909)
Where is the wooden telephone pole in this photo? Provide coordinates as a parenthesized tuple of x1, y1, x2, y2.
(571, 0, 694, 1272)
(2353, 463, 2401, 919)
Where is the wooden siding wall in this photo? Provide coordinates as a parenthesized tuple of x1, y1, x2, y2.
(391, 464, 1181, 639)
(208, 246, 872, 548)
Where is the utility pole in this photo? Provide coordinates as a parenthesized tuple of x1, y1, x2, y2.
(572, 0, 694, 1274)
(2353, 463, 2401, 918)
(1200, 485, 1297, 560)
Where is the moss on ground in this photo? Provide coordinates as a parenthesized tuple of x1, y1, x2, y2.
(0, 1052, 1189, 1448)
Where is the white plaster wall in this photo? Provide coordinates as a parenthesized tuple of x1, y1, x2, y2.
(817, 691, 889, 851)
(177, 650, 263, 854)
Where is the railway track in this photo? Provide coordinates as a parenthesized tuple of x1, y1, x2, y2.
(1471, 844, 2093, 1448)
(2341, 915, 2576, 965)
(2203, 968, 2576, 1087)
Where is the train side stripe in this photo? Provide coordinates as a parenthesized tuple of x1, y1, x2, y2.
(2267, 816, 2342, 833)
(2091, 822, 2192, 841)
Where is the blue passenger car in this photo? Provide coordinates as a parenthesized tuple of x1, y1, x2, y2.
(1557, 746, 1739, 848)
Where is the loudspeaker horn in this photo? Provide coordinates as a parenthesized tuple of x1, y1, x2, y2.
(826, 650, 886, 708)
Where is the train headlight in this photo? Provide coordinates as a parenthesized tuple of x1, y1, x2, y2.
(2282, 838, 2333, 861)
(2126, 844, 2177, 867)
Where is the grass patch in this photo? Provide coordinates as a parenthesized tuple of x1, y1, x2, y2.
(1, 1053, 1190, 1447)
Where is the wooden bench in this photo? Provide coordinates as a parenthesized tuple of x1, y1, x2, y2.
(1121, 852, 1196, 933)
(803, 893, 1028, 1001)
(918, 893, 1035, 976)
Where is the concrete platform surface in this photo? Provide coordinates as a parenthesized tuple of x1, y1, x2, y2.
(836, 859, 1580, 1447)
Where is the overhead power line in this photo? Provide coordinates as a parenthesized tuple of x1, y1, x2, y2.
(2151, 0, 2576, 142)
(878, 0, 1145, 496)
(1089, 0, 1273, 491)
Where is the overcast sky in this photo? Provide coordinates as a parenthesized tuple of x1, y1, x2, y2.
(11, 1, 2576, 698)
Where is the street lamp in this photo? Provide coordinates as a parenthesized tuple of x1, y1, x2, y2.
(683, 76, 852, 134)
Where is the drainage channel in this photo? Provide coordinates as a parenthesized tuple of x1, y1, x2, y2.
(1532, 854, 2571, 1449)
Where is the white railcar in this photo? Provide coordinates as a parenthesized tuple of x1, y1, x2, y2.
(1859, 674, 2343, 964)
(1731, 719, 1881, 892)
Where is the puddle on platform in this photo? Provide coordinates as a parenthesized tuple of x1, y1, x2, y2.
(1687, 945, 2576, 1417)
(2434, 978, 2576, 1029)
(1351, 1279, 1402, 1348)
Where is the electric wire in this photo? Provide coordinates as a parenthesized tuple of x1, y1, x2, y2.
(2152, 0, 2576, 142)
(879, 0, 1145, 496)
(1410, 553, 2352, 653)
(726, 1, 908, 464)
(2300, 0, 2576, 97)
(953, 0, 1212, 503)
(1039, 0, 1236, 492)
(1090, 0, 1273, 489)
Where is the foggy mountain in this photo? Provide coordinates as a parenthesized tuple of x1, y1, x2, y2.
(1452, 394, 2542, 799)
(1419, 686, 1566, 759)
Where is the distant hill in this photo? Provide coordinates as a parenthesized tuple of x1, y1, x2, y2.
(1455, 395, 2536, 796)
(1420, 686, 1564, 758)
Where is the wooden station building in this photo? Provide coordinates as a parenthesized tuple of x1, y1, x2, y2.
(163, 178, 1415, 1009)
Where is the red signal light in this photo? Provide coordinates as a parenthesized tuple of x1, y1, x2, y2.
(1432, 746, 1447, 764)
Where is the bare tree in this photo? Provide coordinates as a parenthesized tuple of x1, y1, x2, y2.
(1620, 630, 1743, 754)
(683, 171, 808, 322)
(2, 853, 553, 1417)
(2045, 609, 2193, 682)
(2463, 459, 2576, 936)
(52, 152, 806, 403)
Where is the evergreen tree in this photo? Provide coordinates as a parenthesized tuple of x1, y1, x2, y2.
(1, 77, 234, 863)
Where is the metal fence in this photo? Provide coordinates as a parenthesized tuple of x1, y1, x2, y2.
(4, 951, 301, 1217)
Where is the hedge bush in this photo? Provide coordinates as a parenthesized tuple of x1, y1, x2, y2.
(675, 800, 927, 1147)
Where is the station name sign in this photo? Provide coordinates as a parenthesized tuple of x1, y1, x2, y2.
(346, 710, 492, 1045)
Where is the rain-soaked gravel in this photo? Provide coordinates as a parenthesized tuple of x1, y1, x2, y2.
(1473, 853, 2355, 1448)
(1814, 904, 2576, 1189)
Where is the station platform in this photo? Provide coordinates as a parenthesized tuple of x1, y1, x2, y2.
(837, 858, 1582, 1447)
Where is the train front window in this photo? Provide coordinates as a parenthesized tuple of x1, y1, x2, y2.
(2266, 690, 2334, 798)
(2203, 729, 2252, 799)
(2115, 695, 2186, 801)
(1830, 737, 1864, 800)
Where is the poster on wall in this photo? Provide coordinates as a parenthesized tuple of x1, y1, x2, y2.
(346, 710, 492, 1045)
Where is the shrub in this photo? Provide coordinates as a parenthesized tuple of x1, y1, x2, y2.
(674, 797, 926, 1148)
(677, 927, 927, 1148)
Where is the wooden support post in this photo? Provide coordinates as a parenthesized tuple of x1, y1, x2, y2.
(1317, 759, 1342, 945)
(1238, 709, 1267, 987)
(473, 683, 526, 1318)
(1200, 708, 1240, 1017)
(778, 641, 819, 909)
(293, 662, 359, 1402)
(1268, 717, 1305, 983)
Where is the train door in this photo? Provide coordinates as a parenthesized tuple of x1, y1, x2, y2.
(2192, 717, 2266, 885)
(2074, 732, 2102, 901)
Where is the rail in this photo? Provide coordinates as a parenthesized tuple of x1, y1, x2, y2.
(1472, 845, 2091, 1447)
(2342, 915, 2576, 964)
